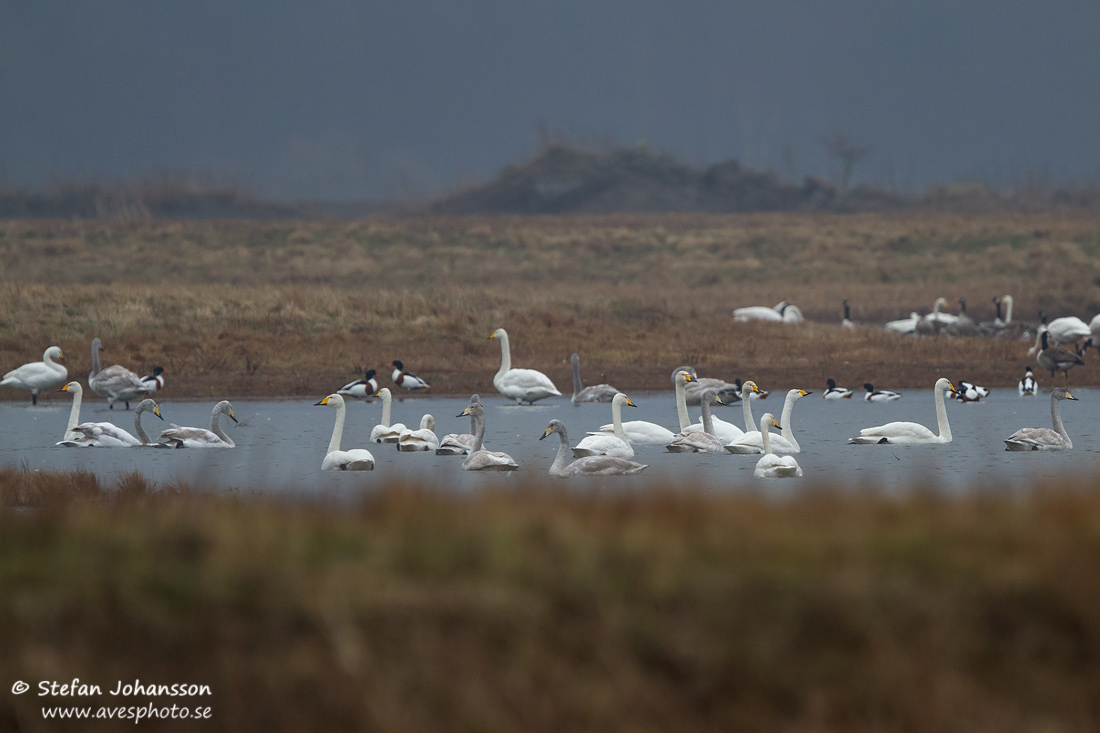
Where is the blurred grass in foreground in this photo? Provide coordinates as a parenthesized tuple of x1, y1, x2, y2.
(2, 466, 1100, 731)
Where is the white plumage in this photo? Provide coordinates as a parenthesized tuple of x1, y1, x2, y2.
(1, 346, 67, 404)
(574, 393, 636, 458)
(754, 413, 803, 478)
(315, 394, 375, 470)
(726, 389, 811, 455)
(158, 401, 237, 448)
(398, 414, 440, 452)
(849, 378, 956, 445)
(490, 328, 561, 404)
(370, 387, 407, 443)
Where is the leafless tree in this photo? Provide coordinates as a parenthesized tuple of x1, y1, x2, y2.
(821, 131, 872, 190)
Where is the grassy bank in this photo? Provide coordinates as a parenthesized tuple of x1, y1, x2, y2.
(2, 213, 1100, 399)
(2, 466, 1100, 731)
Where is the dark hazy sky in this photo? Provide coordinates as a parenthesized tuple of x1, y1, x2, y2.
(2, 1, 1099, 201)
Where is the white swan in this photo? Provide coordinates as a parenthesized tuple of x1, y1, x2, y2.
(726, 389, 811, 454)
(754, 413, 802, 478)
(338, 369, 377, 399)
(1004, 387, 1078, 451)
(436, 395, 480, 455)
(666, 389, 726, 453)
(1, 346, 67, 404)
(398, 414, 440, 452)
(884, 312, 921, 335)
(849, 378, 956, 445)
(592, 370, 695, 444)
(823, 379, 852, 399)
(390, 360, 430, 390)
(732, 305, 784, 322)
(61, 394, 164, 447)
(459, 401, 519, 471)
(541, 420, 648, 476)
(1044, 315, 1091, 346)
(490, 328, 561, 404)
(863, 383, 901, 402)
(370, 387, 407, 443)
(158, 401, 237, 448)
(57, 381, 87, 443)
(1018, 366, 1038, 396)
(88, 337, 151, 409)
(315, 394, 375, 470)
(570, 353, 619, 404)
(574, 393, 636, 458)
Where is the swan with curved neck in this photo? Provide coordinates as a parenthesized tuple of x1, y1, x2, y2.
(541, 420, 648, 476)
(436, 395, 481, 455)
(849, 378, 957, 445)
(458, 400, 519, 471)
(1, 346, 67, 405)
(315, 394, 375, 469)
(370, 387, 407, 443)
(1004, 387, 1078, 451)
(489, 328, 561, 404)
(666, 390, 725, 453)
(725, 389, 811, 454)
(158, 401, 237, 448)
(591, 371, 694, 444)
(739, 380, 761, 432)
(88, 337, 150, 410)
(754, 413, 803, 478)
(574, 393, 636, 458)
(59, 385, 164, 447)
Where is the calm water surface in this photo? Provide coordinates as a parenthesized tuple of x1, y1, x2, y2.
(2, 387, 1097, 495)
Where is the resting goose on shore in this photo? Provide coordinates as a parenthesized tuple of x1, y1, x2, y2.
(570, 353, 619, 404)
(1004, 387, 1078, 451)
(459, 400, 519, 471)
(850, 378, 957, 445)
(1, 346, 67, 405)
(1036, 330, 1084, 378)
(864, 383, 900, 402)
(1018, 367, 1038, 396)
(841, 300, 855, 329)
(541, 420, 648, 476)
(88, 338, 151, 410)
(823, 379, 852, 399)
(391, 360, 430, 391)
(315, 394, 375, 470)
(754, 414, 802, 478)
(338, 370, 378, 400)
(158, 401, 237, 448)
(490, 328, 561, 404)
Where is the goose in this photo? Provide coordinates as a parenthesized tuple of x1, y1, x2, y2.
(734, 378, 769, 400)
(753, 413, 802, 478)
(88, 337, 151, 410)
(591, 370, 694, 444)
(541, 420, 648, 476)
(570, 353, 619, 404)
(573, 393, 636, 458)
(391, 360, 430, 390)
(458, 400, 519, 471)
(946, 297, 981, 337)
(158, 401, 237, 448)
(884, 312, 921, 335)
(980, 296, 1009, 335)
(849, 378, 957, 445)
(675, 365, 740, 405)
(1018, 367, 1038, 396)
(398, 414, 440, 452)
(1004, 387, 1079, 451)
(140, 366, 165, 392)
(864, 383, 901, 402)
(666, 389, 726, 453)
(954, 380, 989, 402)
(489, 328, 561, 404)
(337, 370, 377, 399)
(61, 396, 165, 448)
(1, 346, 67, 404)
(725, 389, 811, 454)
(1036, 330, 1084, 378)
(841, 300, 855, 329)
(436, 395, 480, 455)
(314, 394, 375, 470)
(370, 388, 407, 443)
(823, 378, 852, 399)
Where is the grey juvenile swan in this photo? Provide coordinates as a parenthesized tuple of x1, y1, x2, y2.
(541, 420, 648, 476)
(158, 400, 237, 448)
(458, 400, 519, 471)
(570, 353, 619, 404)
(1004, 387, 1079, 451)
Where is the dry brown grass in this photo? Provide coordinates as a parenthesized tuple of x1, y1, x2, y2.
(2, 466, 1100, 732)
(2, 213, 1100, 398)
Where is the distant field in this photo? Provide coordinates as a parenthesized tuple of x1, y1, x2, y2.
(2, 213, 1099, 399)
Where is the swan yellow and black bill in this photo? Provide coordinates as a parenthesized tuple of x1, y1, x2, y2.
(315, 396, 332, 406)
(540, 425, 552, 439)
(458, 406, 472, 417)
(153, 405, 162, 418)
(1066, 390, 1079, 400)
(59, 384, 72, 392)
(625, 397, 636, 406)
(682, 373, 694, 381)
(799, 390, 813, 396)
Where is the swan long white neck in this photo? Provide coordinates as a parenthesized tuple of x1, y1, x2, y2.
(741, 384, 758, 432)
(760, 418, 774, 456)
(134, 403, 154, 445)
(380, 389, 392, 427)
(65, 385, 83, 439)
(551, 428, 571, 475)
(779, 391, 800, 451)
(611, 396, 627, 441)
(933, 384, 952, 442)
(1051, 396, 1071, 448)
(571, 356, 582, 399)
(495, 331, 512, 382)
(700, 396, 715, 437)
(674, 377, 690, 431)
(210, 407, 234, 447)
(328, 401, 347, 454)
(1003, 295, 1013, 324)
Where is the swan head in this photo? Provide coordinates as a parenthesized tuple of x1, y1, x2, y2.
(673, 371, 693, 387)
(1051, 387, 1078, 401)
(420, 414, 435, 431)
(135, 399, 163, 419)
(611, 393, 637, 408)
(316, 393, 345, 409)
(45, 346, 64, 362)
(215, 400, 238, 423)
(458, 401, 485, 419)
(933, 297, 947, 309)
(760, 413, 782, 430)
(489, 328, 507, 341)
(59, 381, 82, 395)
(541, 419, 566, 440)
(571, 353, 579, 366)
(740, 380, 759, 397)
(699, 389, 720, 405)
(934, 378, 956, 395)
(791, 389, 812, 399)
(671, 365, 698, 382)
(375, 387, 392, 400)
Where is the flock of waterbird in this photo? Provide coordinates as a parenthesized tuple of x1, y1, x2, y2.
(2, 295, 1094, 477)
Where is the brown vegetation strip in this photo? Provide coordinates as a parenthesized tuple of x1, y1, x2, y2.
(2, 466, 1100, 731)
(2, 213, 1100, 399)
